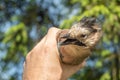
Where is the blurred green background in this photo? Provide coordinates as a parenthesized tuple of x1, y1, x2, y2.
(0, 0, 120, 80)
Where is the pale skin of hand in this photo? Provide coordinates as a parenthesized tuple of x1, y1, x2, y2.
(22, 27, 86, 80)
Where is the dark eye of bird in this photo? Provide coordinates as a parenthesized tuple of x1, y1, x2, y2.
(81, 34, 86, 38)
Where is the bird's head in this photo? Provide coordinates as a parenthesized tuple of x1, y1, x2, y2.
(62, 17, 103, 49)
(57, 17, 103, 65)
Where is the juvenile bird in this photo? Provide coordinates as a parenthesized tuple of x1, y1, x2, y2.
(57, 17, 103, 65)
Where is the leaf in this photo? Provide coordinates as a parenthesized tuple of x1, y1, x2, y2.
(95, 60, 102, 68)
(100, 72, 110, 80)
(114, 35, 119, 44)
(16, 35, 21, 42)
(101, 50, 110, 57)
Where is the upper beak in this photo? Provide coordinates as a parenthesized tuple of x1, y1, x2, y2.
(61, 33, 70, 38)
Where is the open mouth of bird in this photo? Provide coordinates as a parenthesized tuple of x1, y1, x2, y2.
(60, 38, 86, 47)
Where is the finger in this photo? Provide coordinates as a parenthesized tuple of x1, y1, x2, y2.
(71, 60, 86, 69)
(45, 27, 60, 47)
(36, 35, 47, 47)
(25, 35, 47, 63)
(44, 27, 61, 57)
(78, 60, 86, 68)
(31, 35, 47, 51)
(41, 27, 62, 68)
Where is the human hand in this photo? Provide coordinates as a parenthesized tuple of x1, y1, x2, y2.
(23, 27, 86, 80)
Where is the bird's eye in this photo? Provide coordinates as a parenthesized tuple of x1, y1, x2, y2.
(81, 34, 87, 38)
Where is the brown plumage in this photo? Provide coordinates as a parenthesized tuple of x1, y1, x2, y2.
(57, 17, 103, 65)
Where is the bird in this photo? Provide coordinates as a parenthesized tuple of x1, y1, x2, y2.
(57, 17, 103, 65)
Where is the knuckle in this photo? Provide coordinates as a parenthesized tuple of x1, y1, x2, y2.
(48, 27, 60, 32)
(48, 27, 57, 32)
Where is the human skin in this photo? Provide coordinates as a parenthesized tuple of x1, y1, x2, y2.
(22, 27, 86, 80)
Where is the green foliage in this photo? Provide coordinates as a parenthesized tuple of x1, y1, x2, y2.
(95, 60, 102, 68)
(100, 72, 110, 80)
(101, 50, 110, 57)
(2, 23, 28, 61)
